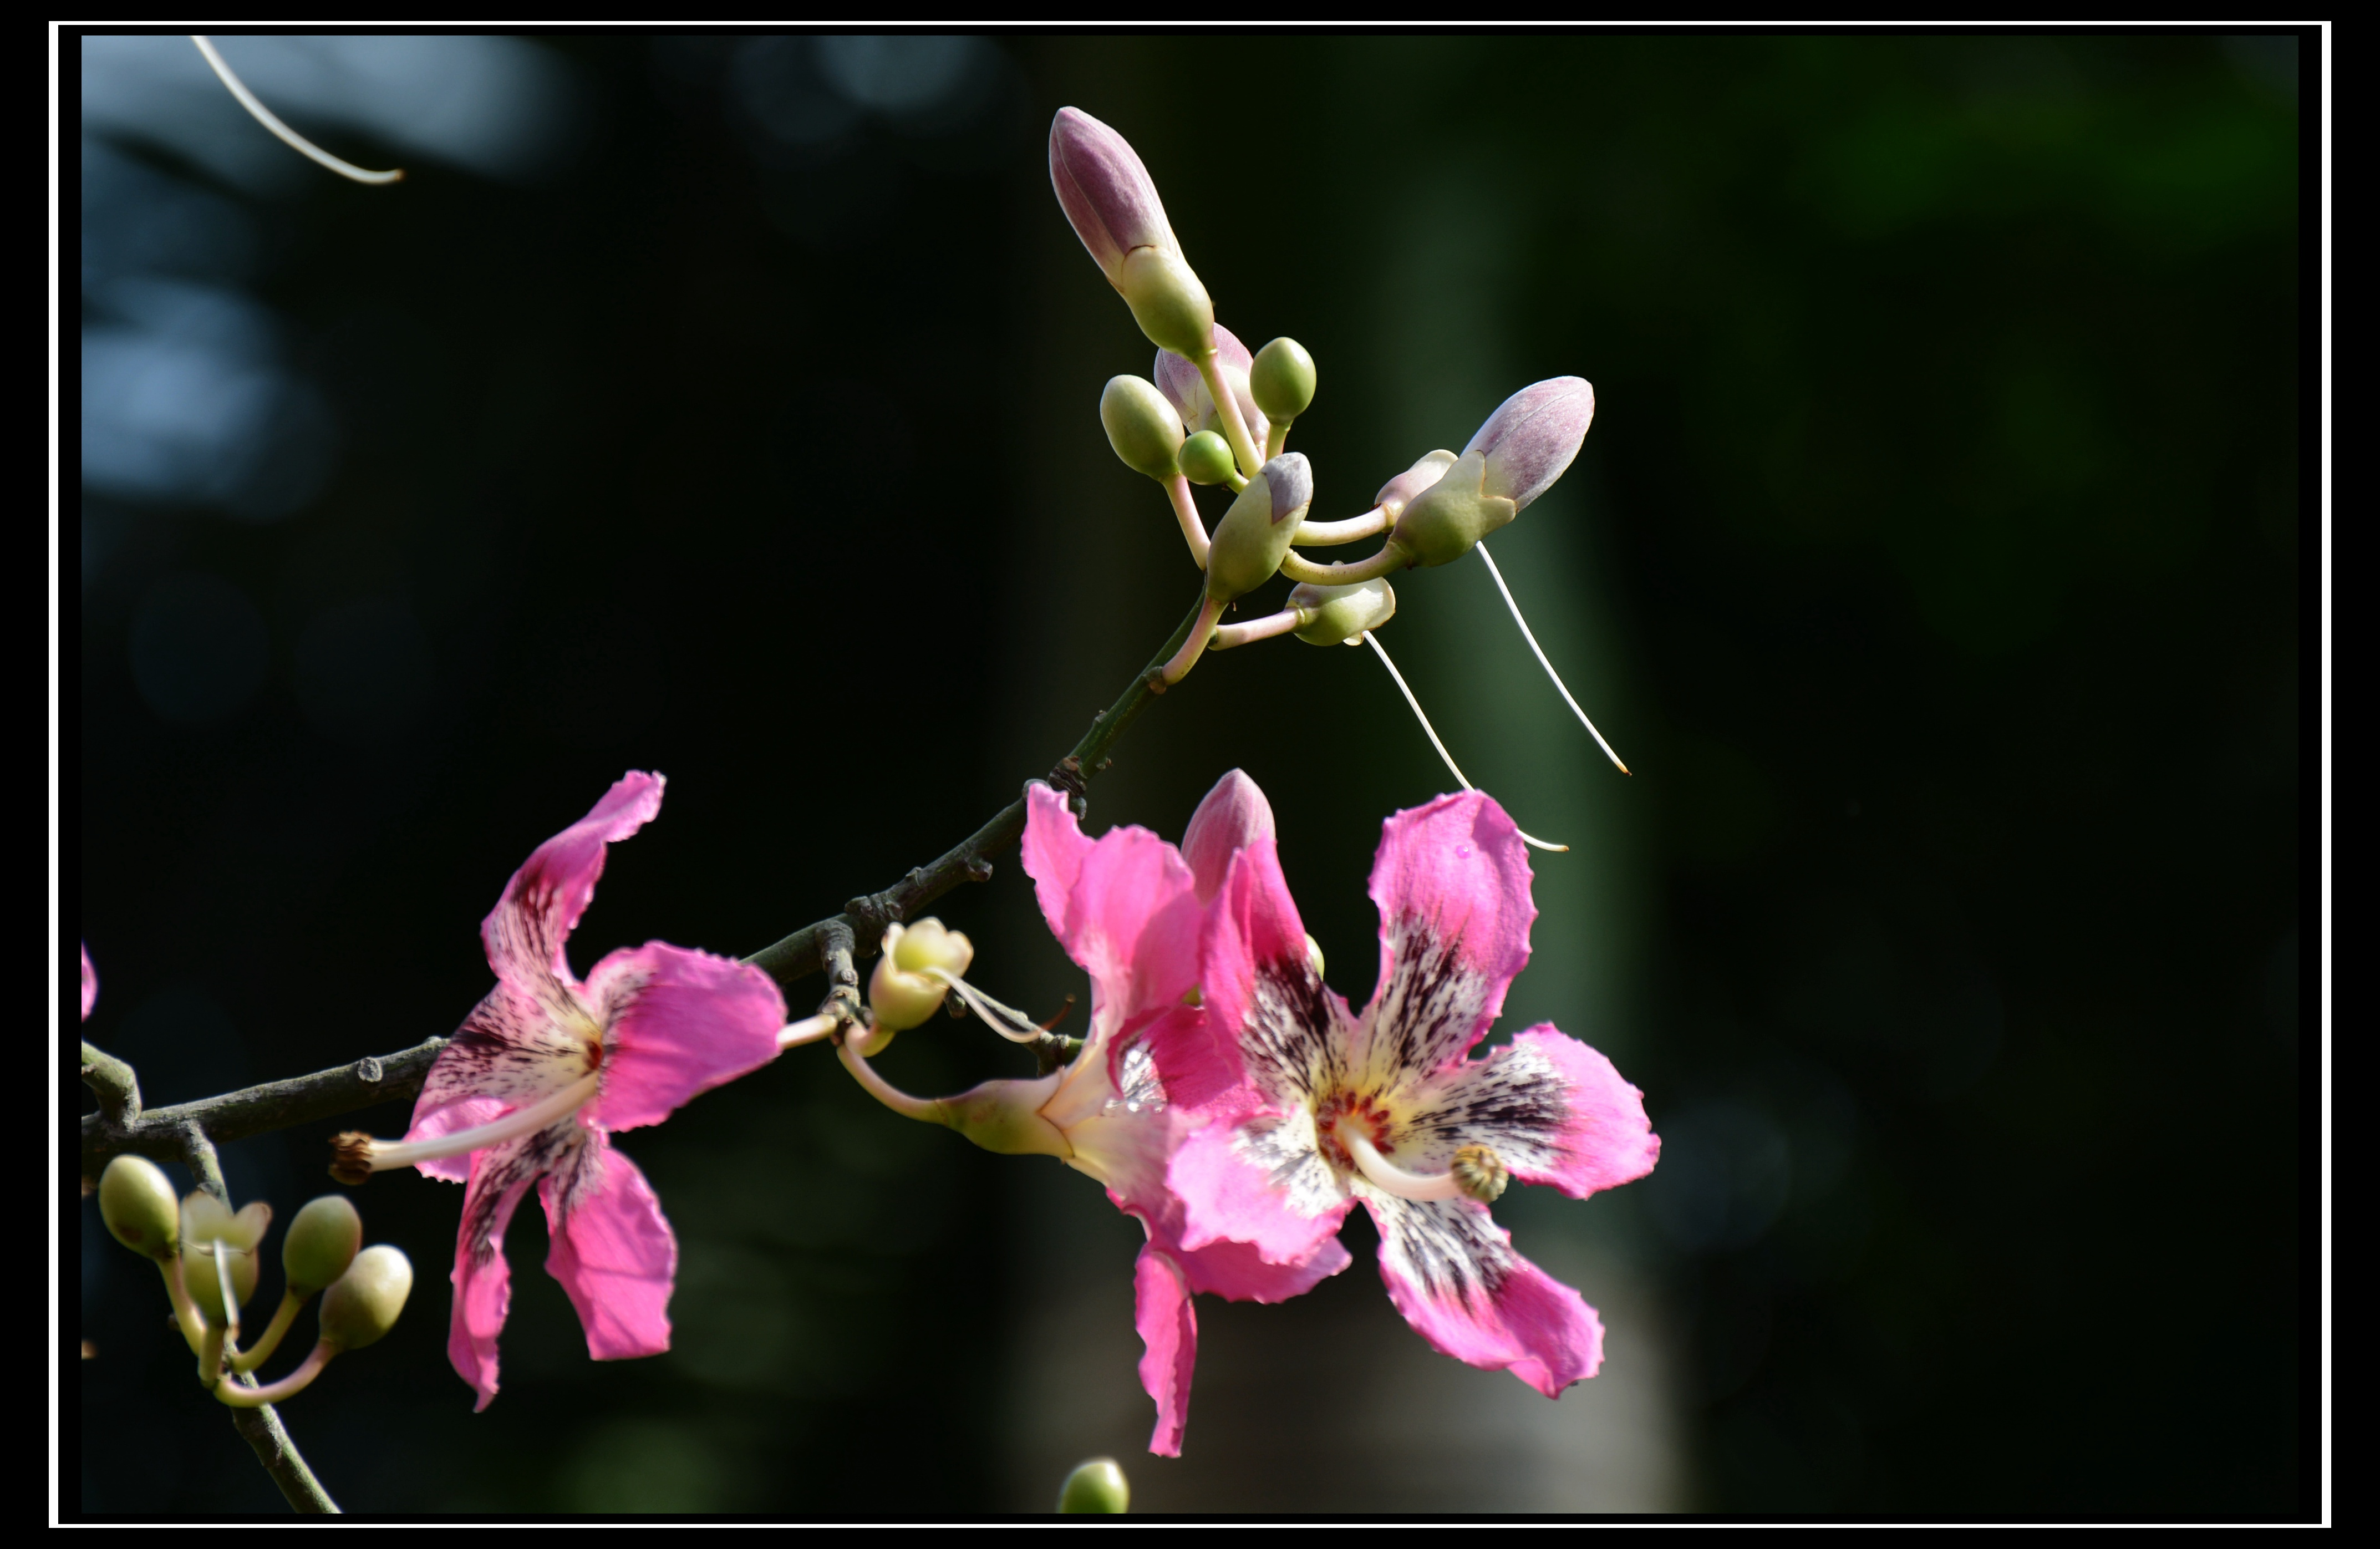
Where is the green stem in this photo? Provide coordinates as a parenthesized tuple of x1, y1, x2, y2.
(1279, 544, 1405, 587)
(1194, 351, 1265, 481)
(232, 1291, 307, 1375)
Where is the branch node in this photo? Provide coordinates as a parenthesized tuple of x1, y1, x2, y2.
(352, 1057, 384, 1085)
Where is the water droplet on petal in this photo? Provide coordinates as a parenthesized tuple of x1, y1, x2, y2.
(1456, 843, 1473, 859)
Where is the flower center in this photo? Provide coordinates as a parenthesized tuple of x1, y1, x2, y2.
(1318, 1090, 1509, 1204)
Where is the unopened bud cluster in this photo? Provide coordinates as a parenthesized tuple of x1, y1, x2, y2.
(1051, 108, 1598, 688)
(95, 1154, 411, 1408)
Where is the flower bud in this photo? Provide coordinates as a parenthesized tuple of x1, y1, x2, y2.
(1100, 375, 1184, 482)
(1155, 326, 1271, 449)
(317, 1245, 413, 1351)
(282, 1195, 364, 1298)
(1250, 337, 1316, 424)
(942, 1074, 1070, 1158)
(1288, 577, 1396, 646)
(1178, 431, 1237, 487)
(98, 1154, 180, 1259)
(183, 1192, 272, 1323)
(1049, 108, 1177, 289)
(1117, 246, 1216, 360)
(1385, 449, 1514, 568)
(1057, 1457, 1131, 1514)
(1206, 453, 1314, 602)
(1181, 769, 1276, 905)
(1374, 449, 1458, 521)
(1463, 377, 1594, 511)
(866, 918, 974, 1045)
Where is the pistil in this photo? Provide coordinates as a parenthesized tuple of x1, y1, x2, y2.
(1344, 1133, 1511, 1205)
(330, 1070, 599, 1184)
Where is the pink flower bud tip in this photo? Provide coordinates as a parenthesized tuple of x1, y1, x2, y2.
(1463, 377, 1595, 511)
(1050, 108, 1177, 289)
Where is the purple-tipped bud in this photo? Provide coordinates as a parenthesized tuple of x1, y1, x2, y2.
(1463, 377, 1595, 511)
(1155, 326, 1271, 451)
(1374, 449, 1458, 520)
(1049, 108, 1176, 287)
(1207, 452, 1314, 601)
(1259, 451, 1313, 525)
(1181, 769, 1276, 903)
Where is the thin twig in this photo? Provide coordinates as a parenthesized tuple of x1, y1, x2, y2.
(79, 1038, 446, 1179)
(744, 595, 1209, 988)
(176, 1124, 342, 1514)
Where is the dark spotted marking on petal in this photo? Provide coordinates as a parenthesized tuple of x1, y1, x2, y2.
(419, 985, 595, 1111)
(456, 1120, 579, 1269)
(1370, 1190, 1513, 1307)
(1238, 955, 1349, 1109)
(1230, 1109, 1347, 1220)
(1361, 914, 1493, 1085)
(1400, 1040, 1573, 1175)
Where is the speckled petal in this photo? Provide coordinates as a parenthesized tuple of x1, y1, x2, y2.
(446, 1125, 572, 1410)
(482, 771, 662, 992)
(1359, 792, 1535, 1083)
(1364, 1190, 1605, 1397)
(541, 1130, 675, 1362)
(1405, 1024, 1657, 1198)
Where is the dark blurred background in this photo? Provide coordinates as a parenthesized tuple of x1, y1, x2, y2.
(73, 33, 2309, 1518)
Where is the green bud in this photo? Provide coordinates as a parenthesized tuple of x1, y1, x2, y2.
(98, 1155, 180, 1260)
(1249, 337, 1316, 424)
(1178, 430, 1237, 487)
(1100, 375, 1184, 481)
(1056, 1457, 1131, 1514)
(1288, 577, 1396, 646)
(942, 1076, 1071, 1158)
(1116, 246, 1214, 359)
(282, 1195, 363, 1298)
(318, 1245, 413, 1352)
(1206, 453, 1314, 603)
(1385, 449, 1516, 568)
(183, 1192, 272, 1322)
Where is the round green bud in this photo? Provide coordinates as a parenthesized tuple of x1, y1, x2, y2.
(1288, 577, 1397, 646)
(318, 1245, 413, 1352)
(1206, 453, 1314, 603)
(1249, 337, 1316, 424)
(1178, 430, 1237, 487)
(1116, 246, 1214, 359)
(1386, 449, 1517, 568)
(867, 918, 972, 1042)
(98, 1155, 180, 1260)
(1100, 375, 1184, 482)
(282, 1195, 364, 1298)
(1056, 1457, 1131, 1514)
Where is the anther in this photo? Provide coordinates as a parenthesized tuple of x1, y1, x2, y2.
(1450, 1144, 1511, 1203)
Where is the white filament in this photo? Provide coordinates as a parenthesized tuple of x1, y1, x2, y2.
(1474, 541, 1629, 775)
(358, 1071, 599, 1171)
(1344, 1132, 1464, 1202)
(1362, 632, 1570, 854)
(190, 35, 405, 185)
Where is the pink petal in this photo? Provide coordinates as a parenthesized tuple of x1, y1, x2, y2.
(1133, 1245, 1196, 1457)
(1426, 1024, 1659, 1200)
(404, 1094, 511, 1184)
(1171, 1228, 1352, 1304)
(1195, 836, 1321, 1103)
(447, 1134, 548, 1410)
(1169, 1112, 1353, 1270)
(1153, 324, 1270, 448)
(1020, 789, 1202, 1033)
(410, 985, 596, 1160)
(482, 771, 663, 989)
(81, 944, 98, 1021)
(581, 942, 787, 1132)
(1361, 791, 1536, 1077)
(1365, 1192, 1606, 1398)
(541, 1132, 675, 1362)
(1179, 769, 1276, 905)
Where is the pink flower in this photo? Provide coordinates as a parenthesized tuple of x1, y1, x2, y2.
(333, 772, 787, 1410)
(1167, 781, 1659, 1399)
(1021, 774, 1350, 1456)
(82, 944, 98, 1021)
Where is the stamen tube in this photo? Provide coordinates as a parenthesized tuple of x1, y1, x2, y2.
(1342, 1133, 1464, 1202)
(190, 36, 404, 185)
(330, 1071, 598, 1184)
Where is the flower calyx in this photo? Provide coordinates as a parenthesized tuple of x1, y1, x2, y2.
(863, 917, 976, 1052)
